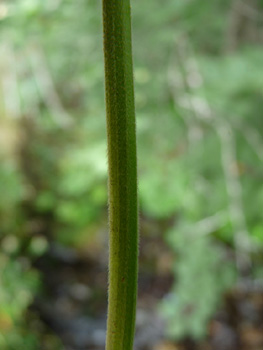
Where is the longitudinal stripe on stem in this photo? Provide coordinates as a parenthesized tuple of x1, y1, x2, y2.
(102, 1, 138, 350)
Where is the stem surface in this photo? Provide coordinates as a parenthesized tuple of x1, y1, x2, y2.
(102, 1, 138, 350)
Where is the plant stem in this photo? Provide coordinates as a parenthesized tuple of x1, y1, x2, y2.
(102, 1, 138, 350)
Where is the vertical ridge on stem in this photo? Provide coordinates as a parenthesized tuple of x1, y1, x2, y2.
(102, 0, 138, 349)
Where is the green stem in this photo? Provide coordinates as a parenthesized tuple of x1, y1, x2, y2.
(102, 1, 138, 350)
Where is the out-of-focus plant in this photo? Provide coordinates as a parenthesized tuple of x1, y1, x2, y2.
(0, 253, 39, 349)
(54, 142, 108, 246)
(160, 229, 236, 339)
(0, 154, 26, 236)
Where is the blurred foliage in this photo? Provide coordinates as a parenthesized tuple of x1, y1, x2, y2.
(0, 253, 39, 349)
(0, 160, 24, 234)
(0, 0, 263, 346)
(161, 229, 236, 339)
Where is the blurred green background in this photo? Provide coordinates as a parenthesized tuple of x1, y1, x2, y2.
(0, 0, 263, 349)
